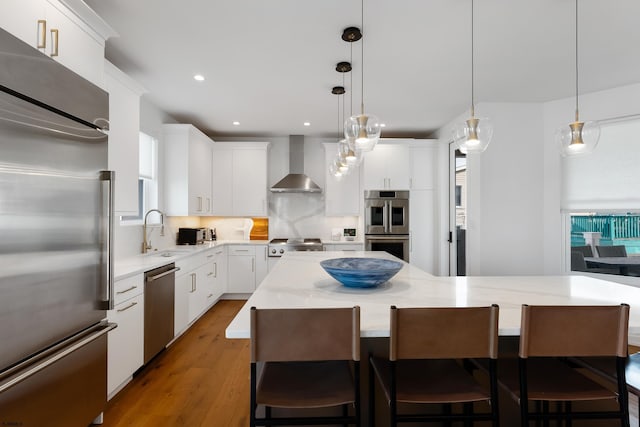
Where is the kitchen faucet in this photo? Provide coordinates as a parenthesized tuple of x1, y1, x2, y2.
(142, 208, 165, 253)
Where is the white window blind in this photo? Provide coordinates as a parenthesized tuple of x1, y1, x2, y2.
(139, 132, 156, 179)
(562, 119, 640, 211)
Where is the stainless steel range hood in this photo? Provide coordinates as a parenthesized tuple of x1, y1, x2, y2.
(270, 135, 322, 193)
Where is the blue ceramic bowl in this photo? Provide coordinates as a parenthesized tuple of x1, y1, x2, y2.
(320, 257, 403, 288)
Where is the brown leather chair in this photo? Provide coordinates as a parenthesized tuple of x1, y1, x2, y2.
(249, 306, 361, 426)
(369, 305, 500, 426)
(498, 304, 630, 426)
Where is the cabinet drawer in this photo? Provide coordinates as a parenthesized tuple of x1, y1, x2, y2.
(113, 273, 144, 306)
(228, 245, 256, 256)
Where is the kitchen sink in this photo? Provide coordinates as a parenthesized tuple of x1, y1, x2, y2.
(149, 248, 194, 258)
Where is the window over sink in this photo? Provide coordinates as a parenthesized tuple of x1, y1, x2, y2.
(121, 132, 159, 223)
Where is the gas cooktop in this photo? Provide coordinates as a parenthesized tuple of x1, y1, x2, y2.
(268, 238, 323, 257)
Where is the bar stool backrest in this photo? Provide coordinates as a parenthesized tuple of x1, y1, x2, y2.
(519, 304, 629, 358)
(389, 305, 499, 361)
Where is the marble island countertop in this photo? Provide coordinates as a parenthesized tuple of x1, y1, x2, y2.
(226, 251, 640, 345)
(114, 240, 269, 280)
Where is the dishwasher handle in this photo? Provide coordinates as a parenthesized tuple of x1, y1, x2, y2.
(146, 266, 181, 282)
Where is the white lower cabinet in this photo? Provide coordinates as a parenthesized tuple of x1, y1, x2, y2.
(227, 246, 256, 293)
(323, 244, 364, 252)
(174, 248, 227, 337)
(255, 244, 269, 288)
(107, 274, 144, 398)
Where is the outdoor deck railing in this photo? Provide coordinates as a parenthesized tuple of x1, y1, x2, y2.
(572, 215, 640, 240)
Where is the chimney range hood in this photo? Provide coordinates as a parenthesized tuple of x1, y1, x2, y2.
(270, 135, 322, 193)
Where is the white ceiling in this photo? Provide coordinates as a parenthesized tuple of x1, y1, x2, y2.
(85, 0, 640, 139)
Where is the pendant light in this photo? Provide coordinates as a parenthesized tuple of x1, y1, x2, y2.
(331, 85, 349, 178)
(452, 0, 493, 154)
(555, 0, 600, 156)
(336, 61, 361, 167)
(343, 0, 381, 152)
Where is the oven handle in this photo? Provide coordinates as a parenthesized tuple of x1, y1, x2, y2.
(365, 235, 410, 241)
(384, 200, 390, 233)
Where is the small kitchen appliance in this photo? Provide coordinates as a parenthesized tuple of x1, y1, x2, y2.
(177, 227, 206, 245)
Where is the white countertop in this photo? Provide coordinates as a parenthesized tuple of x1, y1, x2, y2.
(225, 251, 640, 344)
(114, 240, 269, 280)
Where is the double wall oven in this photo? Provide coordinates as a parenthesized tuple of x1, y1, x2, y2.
(364, 190, 410, 262)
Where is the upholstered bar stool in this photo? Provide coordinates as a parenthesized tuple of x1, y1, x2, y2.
(249, 306, 361, 426)
(497, 304, 630, 427)
(369, 305, 500, 427)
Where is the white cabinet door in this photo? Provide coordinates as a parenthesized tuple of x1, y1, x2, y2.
(227, 255, 255, 293)
(0, 0, 46, 49)
(211, 149, 233, 216)
(163, 124, 214, 216)
(409, 189, 436, 273)
(324, 143, 360, 216)
(187, 263, 212, 323)
(210, 246, 228, 299)
(105, 62, 144, 215)
(188, 132, 213, 215)
(254, 245, 269, 288)
(362, 143, 411, 190)
(107, 292, 144, 397)
(211, 142, 269, 216)
(233, 148, 268, 216)
(174, 271, 192, 336)
(409, 143, 437, 190)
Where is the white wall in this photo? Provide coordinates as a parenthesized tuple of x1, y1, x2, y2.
(433, 83, 640, 277)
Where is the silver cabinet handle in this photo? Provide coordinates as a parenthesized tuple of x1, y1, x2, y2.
(146, 267, 181, 282)
(252, 258, 255, 272)
(116, 285, 137, 295)
(190, 273, 196, 293)
(207, 254, 214, 258)
(207, 197, 211, 212)
(214, 262, 217, 278)
(116, 301, 138, 312)
(197, 196, 202, 212)
(207, 272, 214, 277)
(207, 293, 214, 299)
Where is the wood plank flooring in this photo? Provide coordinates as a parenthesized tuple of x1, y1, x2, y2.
(100, 300, 250, 427)
(99, 300, 640, 427)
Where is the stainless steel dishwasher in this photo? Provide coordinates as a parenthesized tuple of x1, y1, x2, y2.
(144, 263, 180, 364)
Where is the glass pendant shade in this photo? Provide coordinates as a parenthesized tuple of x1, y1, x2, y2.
(345, 114, 381, 152)
(453, 115, 493, 154)
(329, 160, 343, 178)
(555, 120, 600, 156)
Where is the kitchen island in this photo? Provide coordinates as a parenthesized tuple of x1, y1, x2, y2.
(226, 250, 640, 425)
(226, 251, 640, 344)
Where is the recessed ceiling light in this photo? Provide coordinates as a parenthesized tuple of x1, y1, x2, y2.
(232, 121, 240, 126)
(193, 74, 205, 81)
(303, 122, 311, 127)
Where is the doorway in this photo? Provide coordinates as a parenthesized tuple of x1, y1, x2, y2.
(450, 143, 467, 276)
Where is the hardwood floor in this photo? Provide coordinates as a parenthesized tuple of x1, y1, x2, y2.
(99, 300, 640, 427)
(100, 300, 250, 427)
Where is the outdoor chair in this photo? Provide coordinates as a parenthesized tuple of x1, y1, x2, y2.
(572, 245, 594, 257)
(597, 245, 628, 257)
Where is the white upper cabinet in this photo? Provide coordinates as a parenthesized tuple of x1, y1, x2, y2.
(163, 124, 214, 216)
(105, 61, 145, 216)
(361, 141, 411, 190)
(0, 0, 117, 88)
(409, 141, 438, 190)
(324, 143, 360, 216)
(212, 142, 269, 217)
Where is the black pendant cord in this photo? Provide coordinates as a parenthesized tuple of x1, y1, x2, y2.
(470, 0, 475, 118)
(360, 0, 365, 115)
(350, 42, 354, 117)
(575, 0, 580, 122)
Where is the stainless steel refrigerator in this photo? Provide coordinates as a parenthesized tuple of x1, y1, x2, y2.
(0, 28, 116, 426)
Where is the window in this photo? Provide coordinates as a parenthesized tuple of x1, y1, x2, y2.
(121, 132, 159, 222)
(455, 185, 462, 207)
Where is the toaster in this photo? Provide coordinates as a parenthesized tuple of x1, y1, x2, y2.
(177, 227, 205, 245)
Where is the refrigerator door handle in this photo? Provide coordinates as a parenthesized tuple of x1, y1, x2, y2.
(100, 170, 115, 310)
(0, 322, 116, 394)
